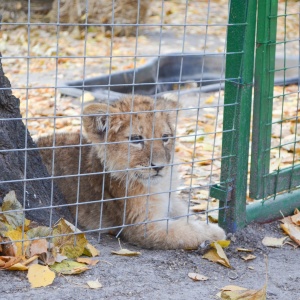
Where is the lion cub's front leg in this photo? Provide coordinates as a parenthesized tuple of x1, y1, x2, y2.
(121, 197, 226, 250)
(122, 218, 225, 250)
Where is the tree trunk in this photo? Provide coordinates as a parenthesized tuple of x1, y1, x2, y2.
(0, 55, 72, 226)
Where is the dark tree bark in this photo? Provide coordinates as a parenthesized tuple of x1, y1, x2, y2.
(0, 55, 72, 226)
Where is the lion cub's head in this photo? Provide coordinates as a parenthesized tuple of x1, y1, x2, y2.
(83, 95, 178, 185)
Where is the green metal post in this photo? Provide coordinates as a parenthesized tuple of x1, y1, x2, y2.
(250, 0, 278, 199)
(210, 0, 257, 232)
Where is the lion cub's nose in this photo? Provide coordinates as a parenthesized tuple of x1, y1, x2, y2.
(150, 163, 164, 172)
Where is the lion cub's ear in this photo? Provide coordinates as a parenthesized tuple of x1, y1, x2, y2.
(83, 103, 119, 142)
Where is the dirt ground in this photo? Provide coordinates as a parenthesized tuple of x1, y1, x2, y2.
(1, 221, 299, 300)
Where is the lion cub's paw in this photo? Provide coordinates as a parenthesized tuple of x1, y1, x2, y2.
(204, 223, 226, 242)
(193, 222, 226, 245)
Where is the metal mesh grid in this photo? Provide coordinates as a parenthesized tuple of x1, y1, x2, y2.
(270, 1, 300, 172)
(0, 0, 232, 247)
(249, 0, 300, 201)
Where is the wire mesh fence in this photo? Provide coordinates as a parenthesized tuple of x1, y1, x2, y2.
(0, 0, 230, 250)
(246, 0, 300, 223)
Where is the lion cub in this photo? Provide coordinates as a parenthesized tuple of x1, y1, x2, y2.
(37, 95, 225, 249)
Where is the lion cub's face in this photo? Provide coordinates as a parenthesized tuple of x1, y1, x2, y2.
(83, 96, 178, 185)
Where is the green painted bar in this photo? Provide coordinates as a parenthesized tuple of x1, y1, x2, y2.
(246, 189, 300, 224)
(250, 0, 278, 199)
(213, 0, 257, 232)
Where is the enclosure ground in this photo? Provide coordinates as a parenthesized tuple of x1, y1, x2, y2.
(0, 221, 298, 300)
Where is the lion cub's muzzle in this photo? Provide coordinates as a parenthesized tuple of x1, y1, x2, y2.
(151, 163, 164, 175)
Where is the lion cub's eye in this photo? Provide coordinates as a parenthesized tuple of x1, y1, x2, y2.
(162, 134, 171, 143)
(130, 135, 144, 144)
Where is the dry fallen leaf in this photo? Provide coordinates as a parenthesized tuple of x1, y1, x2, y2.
(280, 212, 300, 246)
(52, 219, 87, 259)
(29, 239, 48, 256)
(50, 260, 89, 275)
(241, 254, 256, 261)
(280, 221, 300, 246)
(0, 256, 22, 269)
(203, 242, 231, 268)
(26, 226, 52, 239)
(0, 236, 17, 256)
(262, 236, 287, 247)
(83, 243, 100, 257)
(291, 208, 300, 226)
(8, 262, 29, 271)
(77, 257, 99, 266)
(27, 264, 56, 288)
(4, 229, 29, 256)
(87, 279, 102, 289)
(219, 284, 267, 300)
(188, 272, 208, 281)
(191, 203, 207, 212)
(208, 214, 219, 223)
(221, 285, 248, 292)
(211, 240, 231, 248)
(236, 248, 253, 252)
(111, 248, 141, 256)
(1, 191, 23, 229)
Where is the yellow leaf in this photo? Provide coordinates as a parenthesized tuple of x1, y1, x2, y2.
(50, 260, 89, 275)
(76, 257, 99, 266)
(53, 219, 87, 259)
(188, 272, 208, 281)
(205, 95, 215, 104)
(262, 236, 287, 247)
(214, 242, 231, 268)
(23, 219, 31, 232)
(210, 240, 231, 248)
(5, 229, 29, 256)
(83, 243, 100, 257)
(203, 248, 231, 268)
(87, 279, 102, 289)
(8, 262, 28, 271)
(111, 248, 141, 256)
(27, 264, 56, 288)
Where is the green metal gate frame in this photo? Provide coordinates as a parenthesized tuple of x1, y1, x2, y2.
(210, 0, 300, 232)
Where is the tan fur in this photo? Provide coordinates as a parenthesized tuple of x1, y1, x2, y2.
(37, 95, 225, 249)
